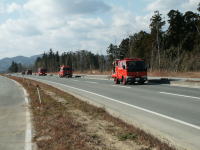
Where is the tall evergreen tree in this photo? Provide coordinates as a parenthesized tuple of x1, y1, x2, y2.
(167, 10, 184, 47)
(150, 11, 165, 70)
(118, 38, 130, 58)
(107, 44, 118, 62)
(8, 61, 24, 73)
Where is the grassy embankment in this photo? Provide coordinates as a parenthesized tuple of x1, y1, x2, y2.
(7, 75, 176, 150)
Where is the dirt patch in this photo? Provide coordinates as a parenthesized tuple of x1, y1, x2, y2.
(5, 75, 176, 150)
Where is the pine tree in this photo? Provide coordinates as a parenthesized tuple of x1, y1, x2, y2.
(150, 11, 165, 70)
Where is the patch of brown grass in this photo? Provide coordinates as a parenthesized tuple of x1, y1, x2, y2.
(148, 71, 200, 78)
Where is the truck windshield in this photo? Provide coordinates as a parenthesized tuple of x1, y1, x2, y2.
(40, 69, 46, 72)
(126, 61, 146, 72)
(63, 68, 72, 71)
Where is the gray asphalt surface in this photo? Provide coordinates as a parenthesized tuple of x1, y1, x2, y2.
(0, 76, 27, 150)
(17, 74, 200, 150)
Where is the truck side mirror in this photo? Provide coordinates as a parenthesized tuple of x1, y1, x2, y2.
(122, 65, 126, 69)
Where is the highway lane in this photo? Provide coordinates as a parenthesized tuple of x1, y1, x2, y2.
(0, 76, 31, 150)
(18, 74, 200, 150)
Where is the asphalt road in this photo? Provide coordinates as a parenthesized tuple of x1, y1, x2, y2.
(18, 74, 200, 150)
(0, 76, 31, 150)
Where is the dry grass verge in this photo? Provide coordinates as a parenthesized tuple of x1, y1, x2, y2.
(148, 71, 200, 78)
(6, 75, 176, 150)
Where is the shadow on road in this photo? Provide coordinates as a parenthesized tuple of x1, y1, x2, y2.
(146, 78, 177, 85)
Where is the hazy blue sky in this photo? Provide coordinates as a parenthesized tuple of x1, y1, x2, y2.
(0, 0, 199, 58)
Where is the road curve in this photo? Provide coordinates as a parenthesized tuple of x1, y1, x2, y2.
(0, 76, 31, 150)
(18, 74, 200, 150)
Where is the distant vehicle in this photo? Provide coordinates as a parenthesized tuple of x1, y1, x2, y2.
(59, 65, 73, 78)
(112, 58, 147, 85)
(21, 71, 25, 75)
(38, 68, 47, 76)
(26, 70, 32, 75)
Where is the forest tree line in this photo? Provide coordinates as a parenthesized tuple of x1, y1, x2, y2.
(107, 4, 200, 71)
(8, 61, 25, 73)
(8, 4, 200, 73)
(34, 49, 109, 72)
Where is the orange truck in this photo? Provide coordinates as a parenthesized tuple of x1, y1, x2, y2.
(112, 58, 147, 85)
(59, 65, 73, 78)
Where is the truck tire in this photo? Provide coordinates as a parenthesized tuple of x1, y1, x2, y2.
(122, 77, 127, 85)
(114, 78, 120, 84)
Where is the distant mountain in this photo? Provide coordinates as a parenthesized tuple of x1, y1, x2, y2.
(0, 54, 42, 73)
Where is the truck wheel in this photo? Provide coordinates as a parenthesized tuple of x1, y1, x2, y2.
(122, 77, 127, 85)
(114, 78, 120, 84)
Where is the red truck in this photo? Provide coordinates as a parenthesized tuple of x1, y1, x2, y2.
(59, 65, 73, 78)
(38, 68, 47, 76)
(112, 58, 147, 85)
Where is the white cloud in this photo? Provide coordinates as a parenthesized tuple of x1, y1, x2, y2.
(110, 6, 150, 41)
(0, 19, 41, 36)
(181, 0, 199, 12)
(0, 0, 199, 59)
(7, 3, 21, 13)
(0, 2, 22, 14)
(146, 0, 199, 13)
(147, 0, 186, 13)
(68, 17, 105, 30)
(0, 1, 151, 58)
(24, 0, 110, 18)
(0, 0, 111, 58)
(0, 2, 6, 14)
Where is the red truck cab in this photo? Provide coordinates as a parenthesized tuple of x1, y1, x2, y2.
(38, 68, 47, 76)
(112, 58, 147, 85)
(59, 65, 73, 78)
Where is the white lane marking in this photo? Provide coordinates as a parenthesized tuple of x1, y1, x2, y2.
(31, 78, 200, 131)
(85, 81, 97, 84)
(11, 79, 32, 150)
(160, 92, 200, 101)
(24, 88, 32, 150)
(112, 85, 131, 88)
